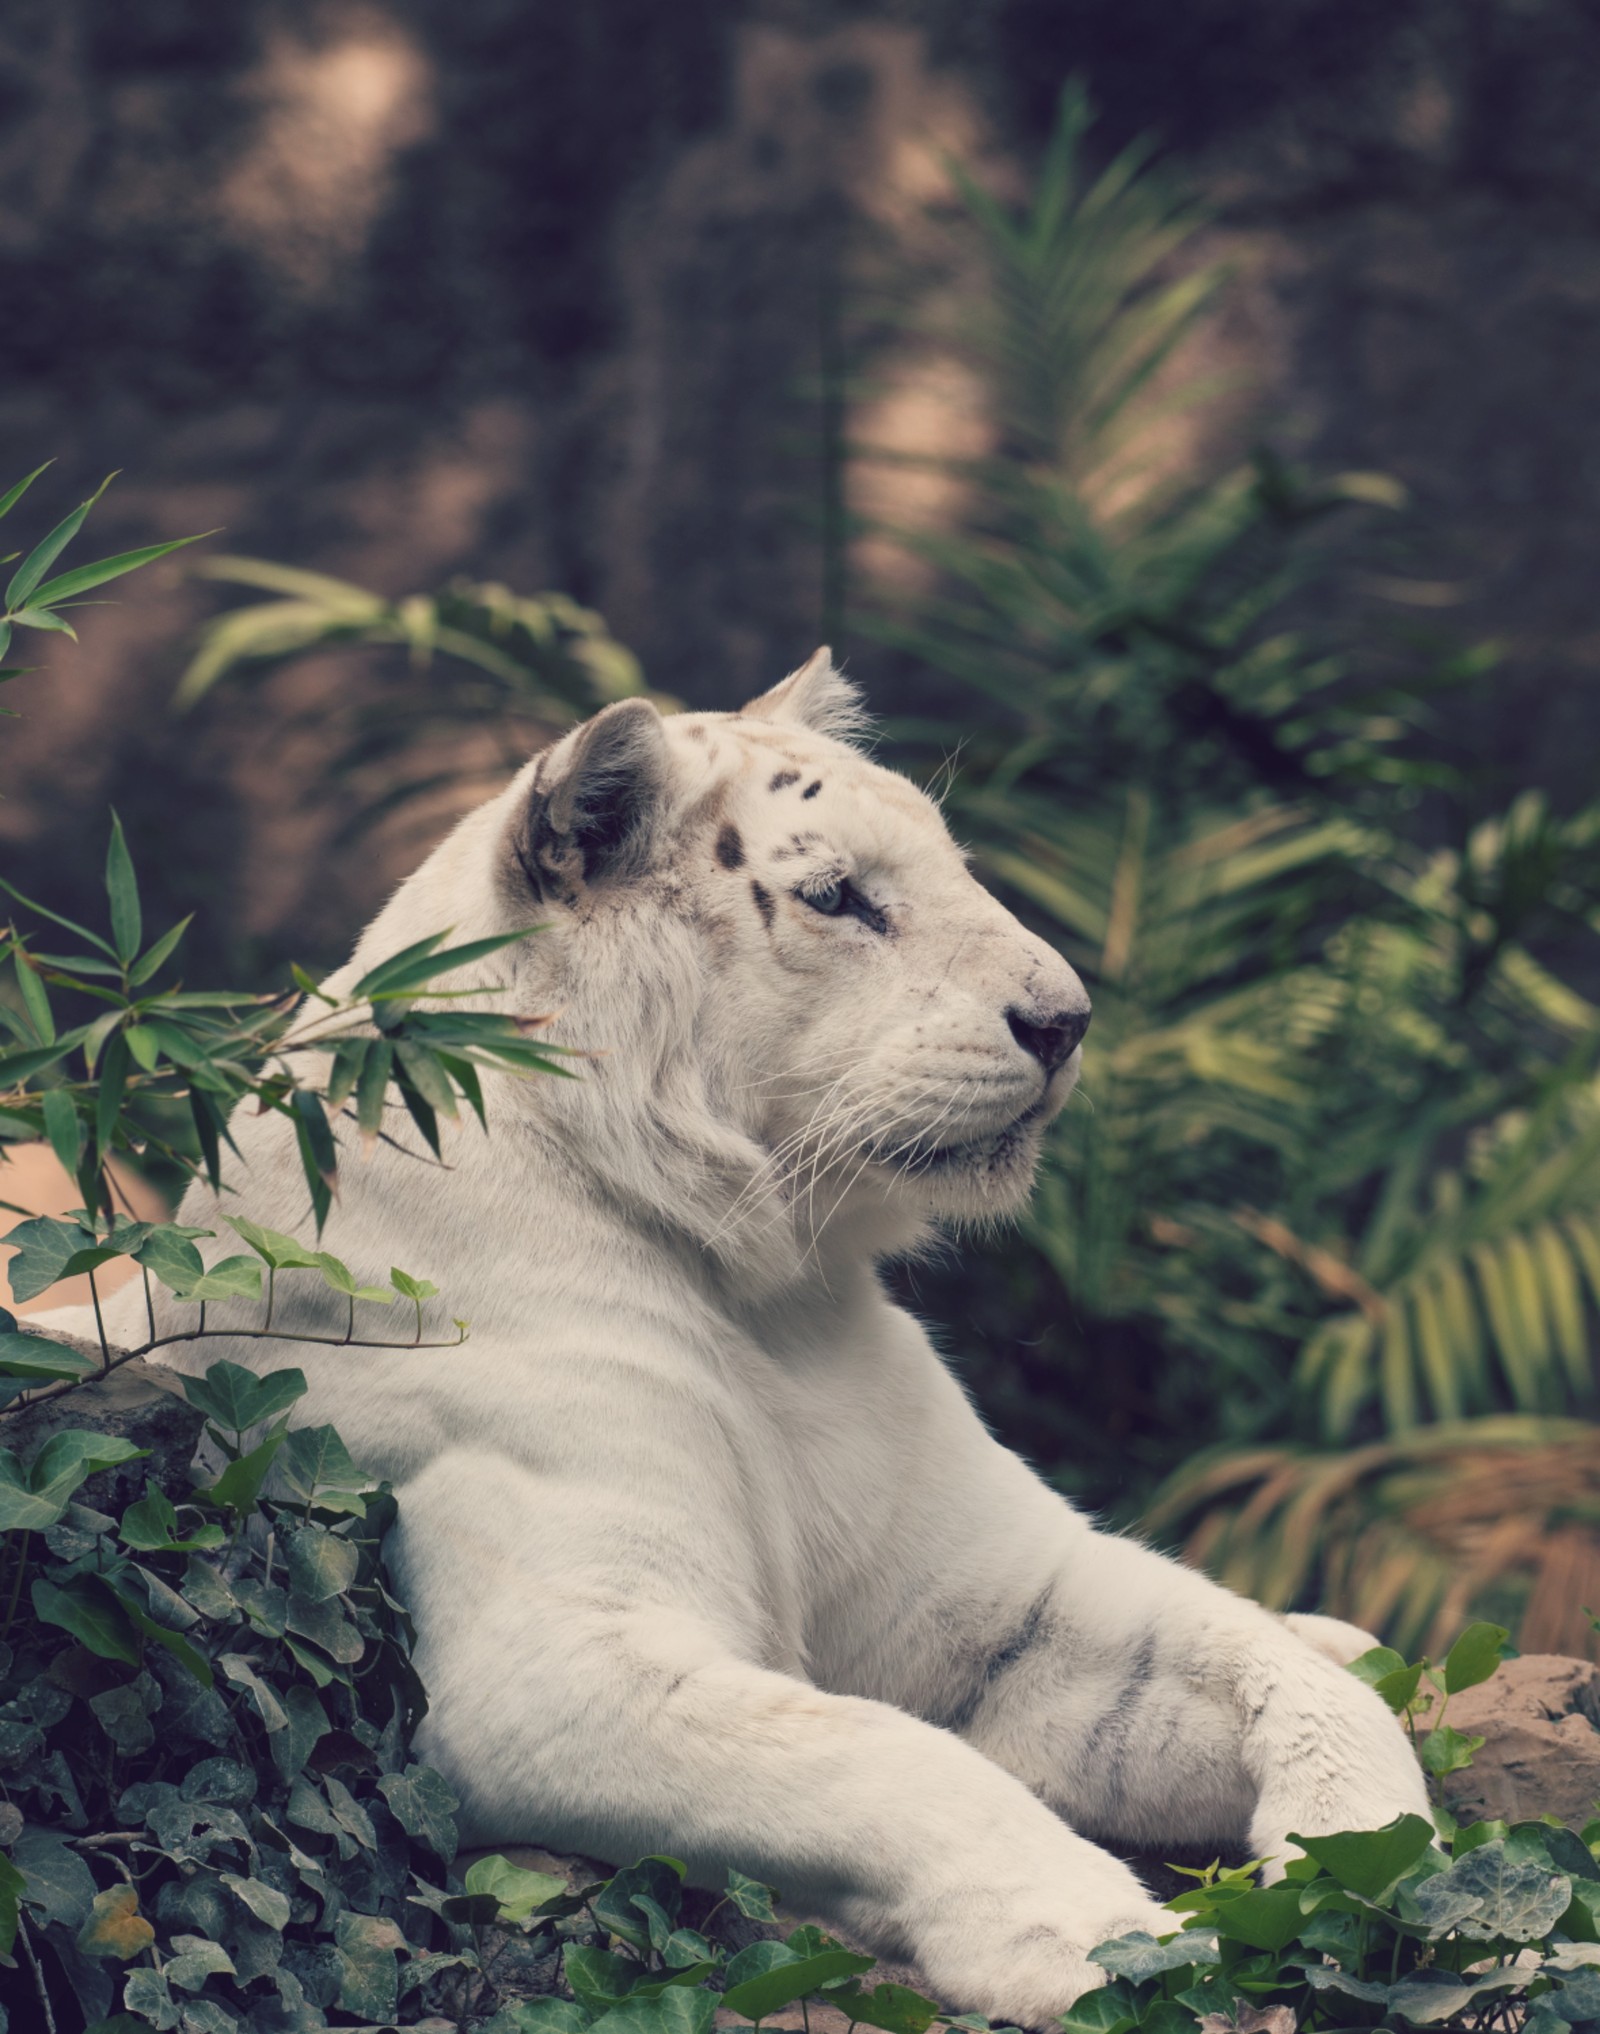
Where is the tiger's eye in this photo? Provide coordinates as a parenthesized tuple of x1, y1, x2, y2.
(805, 880, 849, 916)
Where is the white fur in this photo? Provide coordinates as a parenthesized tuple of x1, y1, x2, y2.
(68, 656, 1427, 2024)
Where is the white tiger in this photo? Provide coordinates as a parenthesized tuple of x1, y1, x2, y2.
(73, 652, 1428, 2024)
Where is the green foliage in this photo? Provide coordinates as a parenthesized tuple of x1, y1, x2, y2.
(849, 80, 1600, 1643)
(176, 558, 660, 846)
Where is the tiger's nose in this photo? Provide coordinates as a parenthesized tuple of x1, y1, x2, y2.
(1006, 1002, 1091, 1075)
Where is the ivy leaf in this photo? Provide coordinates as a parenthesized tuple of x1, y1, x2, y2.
(823, 1981, 946, 2034)
(0, 1333, 96, 1383)
(0, 1850, 22, 1958)
(720, 1945, 877, 2020)
(1387, 1968, 1526, 2024)
(76, 1883, 156, 1962)
(171, 1253, 264, 1305)
(1443, 1622, 1510, 1694)
(1290, 1814, 1437, 1902)
(221, 1870, 290, 1931)
(118, 1480, 226, 1553)
(179, 1360, 307, 1433)
(282, 1523, 359, 1602)
(1420, 1724, 1486, 1776)
(462, 1852, 569, 1923)
(226, 1215, 325, 1270)
(335, 1910, 405, 2023)
(199, 1417, 290, 1516)
(1090, 1930, 1220, 1981)
(31, 1576, 141, 1665)
(136, 1226, 208, 1294)
(378, 1764, 459, 1863)
(723, 1865, 777, 1922)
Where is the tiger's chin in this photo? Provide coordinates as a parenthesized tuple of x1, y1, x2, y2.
(861, 1106, 1051, 1227)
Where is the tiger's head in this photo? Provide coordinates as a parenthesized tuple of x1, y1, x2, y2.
(364, 651, 1089, 1282)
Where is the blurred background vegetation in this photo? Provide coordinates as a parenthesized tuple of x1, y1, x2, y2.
(3, 2, 1599, 1661)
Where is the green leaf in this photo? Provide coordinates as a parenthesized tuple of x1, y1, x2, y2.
(14, 949, 53, 1043)
(1387, 1968, 1527, 2024)
(31, 1576, 141, 1664)
(220, 1870, 290, 1931)
(281, 1423, 365, 1503)
(128, 915, 193, 986)
(592, 1857, 686, 1952)
(0, 1849, 22, 1958)
(1207, 1882, 1306, 1952)
(12, 606, 76, 638)
(599, 1991, 718, 2034)
(4, 1214, 94, 1303)
(356, 1038, 393, 1143)
(1089, 1930, 1220, 1981)
(723, 1865, 777, 1922)
(462, 1852, 569, 1922)
(489, 2004, 593, 2034)
(172, 1253, 264, 1304)
(0, 1332, 96, 1382)
(179, 1359, 307, 1432)
(1291, 1813, 1437, 1901)
(0, 462, 52, 524)
(282, 1522, 359, 1601)
(377, 1764, 458, 1863)
(95, 1029, 129, 1157)
(41, 1086, 82, 1181)
(0, 1429, 144, 1528)
(1443, 1622, 1510, 1694)
(721, 1946, 877, 2020)
(6, 471, 112, 608)
(136, 1224, 207, 1293)
(1420, 1724, 1486, 1776)
(565, 1945, 716, 2018)
(200, 1418, 290, 1516)
(25, 529, 214, 610)
(226, 1216, 323, 1270)
(118, 1479, 225, 1553)
(823, 1981, 945, 2034)
(354, 927, 525, 998)
(1346, 1644, 1410, 1690)
(390, 1265, 440, 1303)
(1057, 1990, 1138, 2034)
(105, 811, 142, 964)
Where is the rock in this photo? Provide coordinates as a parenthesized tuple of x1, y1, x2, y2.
(1442, 1655, 1600, 1832)
(0, 1354, 204, 1513)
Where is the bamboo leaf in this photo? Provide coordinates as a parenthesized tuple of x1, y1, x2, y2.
(105, 812, 142, 963)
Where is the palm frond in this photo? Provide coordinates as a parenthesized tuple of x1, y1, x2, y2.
(1147, 1417, 1600, 1661)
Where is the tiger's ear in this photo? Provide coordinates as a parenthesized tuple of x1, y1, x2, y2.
(513, 698, 671, 897)
(740, 647, 868, 743)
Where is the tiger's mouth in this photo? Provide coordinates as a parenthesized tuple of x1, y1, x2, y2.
(882, 1101, 1046, 1176)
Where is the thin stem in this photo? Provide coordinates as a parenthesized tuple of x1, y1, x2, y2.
(0, 1529, 30, 1641)
(142, 1263, 156, 1343)
(345, 1294, 355, 1344)
(5, 1321, 471, 1411)
(17, 1909, 58, 2034)
(87, 1266, 109, 1371)
(264, 1265, 275, 1332)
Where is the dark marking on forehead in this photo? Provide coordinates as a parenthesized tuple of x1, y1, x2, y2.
(769, 768, 801, 792)
(802, 779, 822, 799)
(714, 823, 745, 871)
(750, 879, 775, 930)
(769, 831, 823, 861)
(685, 723, 708, 743)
